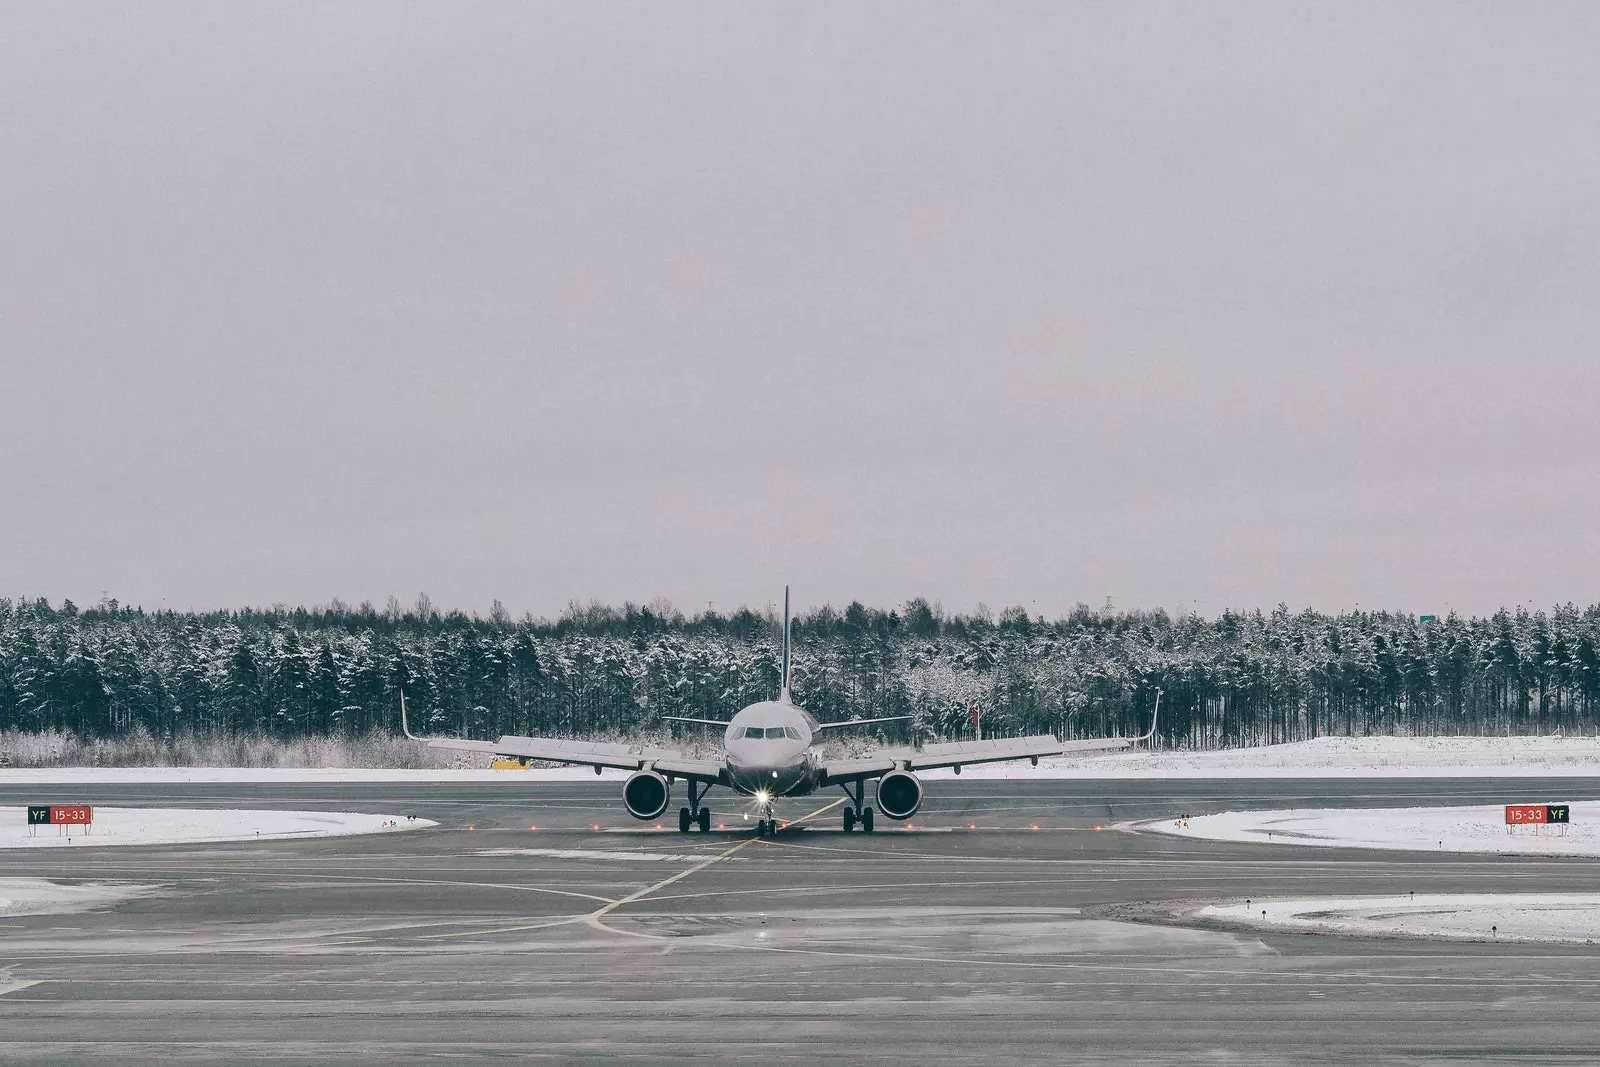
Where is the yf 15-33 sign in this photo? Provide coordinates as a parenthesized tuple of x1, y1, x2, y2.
(27, 805, 93, 825)
(1504, 805, 1569, 824)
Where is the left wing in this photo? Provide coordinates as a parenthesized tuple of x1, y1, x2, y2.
(822, 693, 1161, 784)
(820, 734, 1065, 785)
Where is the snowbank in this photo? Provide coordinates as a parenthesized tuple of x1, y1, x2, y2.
(1139, 801, 1600, 856)
(0, 877, 150, 915)
(1200, 894, 1600, 944)
(6, 734, 1600, 783)
(0, 807, 436, 849)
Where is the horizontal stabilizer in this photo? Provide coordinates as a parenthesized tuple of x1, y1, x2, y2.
(815, 715, 911, 731)
(662, 716, 731, 728)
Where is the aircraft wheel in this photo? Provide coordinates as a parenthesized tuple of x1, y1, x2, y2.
(697, 807, 711, 832)
(678, 807, 692, 833)
(861, 807, 875, 833)
(842, 806, 856, 832)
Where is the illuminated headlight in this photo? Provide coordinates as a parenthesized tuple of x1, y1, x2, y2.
(754, 789, 771, 805)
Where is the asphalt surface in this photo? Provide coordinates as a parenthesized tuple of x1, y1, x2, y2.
(3, 776, 1600, 1065)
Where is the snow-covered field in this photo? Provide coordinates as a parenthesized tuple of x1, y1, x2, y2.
(960, 734, 1600, 779)
(5, 734, 1600, 783)
(1139, 802, 1600, 856)
(1201, 895, 1600, 944)
(0, 807, 435, 849)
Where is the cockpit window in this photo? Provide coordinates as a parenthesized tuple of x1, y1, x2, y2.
(743, 725, 801, 739)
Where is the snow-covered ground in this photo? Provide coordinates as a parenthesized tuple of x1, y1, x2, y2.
(0, 807, 435, 849)
(1139, 801, 1600, 856)
(0, 877, 151, 916)
(1200, 895, 1600, 944)
(0, 766, 629, 784)
(953, 734, 1600, 779)
(5, 734, 1600, 783)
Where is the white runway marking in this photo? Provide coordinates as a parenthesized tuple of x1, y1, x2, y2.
(473, 848, 697, 862)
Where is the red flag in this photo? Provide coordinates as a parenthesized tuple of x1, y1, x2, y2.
(971, 703, 980, 727)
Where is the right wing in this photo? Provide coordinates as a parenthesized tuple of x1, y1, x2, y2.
(402, 695, 723, 783)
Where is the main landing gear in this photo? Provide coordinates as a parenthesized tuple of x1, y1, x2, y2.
(676, 779, 713, 833)
(840, 779, 876, 833)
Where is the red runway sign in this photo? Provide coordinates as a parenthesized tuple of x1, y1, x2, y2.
(28, 805, 94, 825)
(1505, 805, 1548, 824)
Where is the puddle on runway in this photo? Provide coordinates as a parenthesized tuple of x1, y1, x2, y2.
(614, 906, 1271, 959)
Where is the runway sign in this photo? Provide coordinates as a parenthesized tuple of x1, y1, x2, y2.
(27, 805, 94, 825)
(1504, 805, 1569, 825)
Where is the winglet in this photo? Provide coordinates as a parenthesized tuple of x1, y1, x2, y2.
(400, 689, 422, 741)
(1132, 688, 1161, 745)
(779, 585, 792, 703)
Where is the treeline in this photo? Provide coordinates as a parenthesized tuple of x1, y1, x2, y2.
(3, 595, 1600, 751)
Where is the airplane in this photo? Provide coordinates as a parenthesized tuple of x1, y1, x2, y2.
(401, 588, 1159, 835)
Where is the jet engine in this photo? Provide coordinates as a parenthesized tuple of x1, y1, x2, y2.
(876, 770, 924, 820)
(622, 769, 671, 820)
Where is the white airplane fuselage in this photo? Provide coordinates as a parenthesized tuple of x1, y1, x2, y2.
(720, 698, 822, 799)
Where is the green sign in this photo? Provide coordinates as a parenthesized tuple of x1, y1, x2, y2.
(1547, 805, 1570, 824)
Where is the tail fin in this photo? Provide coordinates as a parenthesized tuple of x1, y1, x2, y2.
(780, 586, 792, 702)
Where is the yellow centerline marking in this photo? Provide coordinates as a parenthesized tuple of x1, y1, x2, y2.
(583, 798, 844, 937)
(416, 799, 847, 943)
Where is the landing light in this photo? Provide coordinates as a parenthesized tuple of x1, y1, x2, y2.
(754, 789, 772, 805)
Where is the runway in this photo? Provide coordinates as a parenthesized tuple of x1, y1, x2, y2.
(3, 777, 1599, 1065)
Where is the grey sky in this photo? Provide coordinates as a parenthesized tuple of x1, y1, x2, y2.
(3, 4, 1597, 620)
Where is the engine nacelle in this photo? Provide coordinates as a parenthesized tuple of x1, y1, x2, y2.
(876, 770, 924, 820)
(622, 769, 671, 820)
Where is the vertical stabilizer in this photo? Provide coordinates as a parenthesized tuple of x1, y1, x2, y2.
(780, 586, 792, 702)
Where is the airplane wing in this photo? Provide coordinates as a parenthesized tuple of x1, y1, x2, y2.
(821, 695, 1161, 784)
(820, 734, 1063, 784)
(403, 696, 723, 783)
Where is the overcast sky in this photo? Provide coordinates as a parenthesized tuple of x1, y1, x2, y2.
(3, 4, 1597, 621)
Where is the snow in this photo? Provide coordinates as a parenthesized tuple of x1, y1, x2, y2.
(1200, 894, 1600, 944)
(0, 877, 150, 916)
(6, 734, 1600, 784)
(0, 767, 630, 784)
(938, 733, 1600, 779)
(1140, 802, 1600, 856)
(0, 807, 435, 849)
